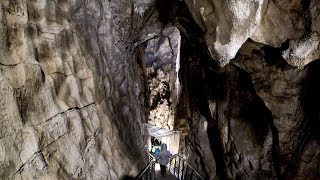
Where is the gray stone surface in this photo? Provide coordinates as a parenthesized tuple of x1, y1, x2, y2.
(184, 0, 265, 66)
(1, 0, 320, 179)
(184, 0, 320, 68)
(0, 0, 150, 179)
(143, 27, 181, 130)
(180, 38, 320, 179)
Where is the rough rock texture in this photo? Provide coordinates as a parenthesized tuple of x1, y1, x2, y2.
(161, 1, 320, 179)
(142, 27, 181, 130)
(184, 0, 265, 66)
(235, 42, 307, 161)
(178, 37, 320, 179)
(1, 0, 320, 179)
(184, 0, 320, 68)
(0, 0, 150, 179)
(251, 0, 320, 68)
(147, 68, 174, 129)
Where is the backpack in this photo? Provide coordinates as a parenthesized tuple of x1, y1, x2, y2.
(155, 148, 160, 157)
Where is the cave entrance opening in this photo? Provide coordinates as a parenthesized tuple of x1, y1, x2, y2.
(145, 123, 181, 155)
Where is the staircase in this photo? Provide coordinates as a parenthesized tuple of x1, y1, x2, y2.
(135, 153, 204, 180)
(167, 155, 204, 180)
(135, 153, 156, 180)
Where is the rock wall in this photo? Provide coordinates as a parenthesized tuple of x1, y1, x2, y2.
(184, 0, 320, 68)
(142, 27, 181, 130)
(0, 0, 150, 179)
(1, 0, 320, 179)
(168, 1, 320, 179)
(179, 38, 320, 179)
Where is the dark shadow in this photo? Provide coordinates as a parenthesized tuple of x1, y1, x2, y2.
(262, 41, 289, 68)
(235, 68, 271, 144)
(178, 30, 228, 179)
(234, 67, 280, 179)
(160, 0, 281, 178)
(300, 59, 320, 140)
(283, 59, 320, 180)
(156, 0, 180, 24)
(121, 175, 135, 180)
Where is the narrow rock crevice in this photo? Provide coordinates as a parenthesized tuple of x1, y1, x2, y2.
(271, 123, 281, 178)
(300, 60, 320, 140)
(281, 59, 320, 179)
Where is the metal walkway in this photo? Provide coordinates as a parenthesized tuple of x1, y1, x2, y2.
(135, 153, 204, 180)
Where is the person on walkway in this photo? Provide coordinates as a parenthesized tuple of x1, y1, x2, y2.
(155, 147, 160, 157)
(157, 143, 173, 177)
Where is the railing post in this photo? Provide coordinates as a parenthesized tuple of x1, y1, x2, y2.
(178, 157, 181, 179)
(136, 153, 156, 180)
(181, 160, 185, 180)
(137, 152, 203, 180)
(152, 160, 155, 180)
(174, 157, 177, 175)
(184, 165, 189, 180)
(190, 169, 194, 180)
(149, 163, 151, 180)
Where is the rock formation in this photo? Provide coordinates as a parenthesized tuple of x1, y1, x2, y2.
(173, 0, 320, 179)
(184, 0, 320, 68)
(142, 27, 181, 130)
(0, 0, 150, 179)
(1, 0, 320, 179)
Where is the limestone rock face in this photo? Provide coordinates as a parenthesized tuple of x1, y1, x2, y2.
(184, 0, 265, 66)
(235, 43, 307, 157)
(282, 33, 320, 68)
(155, 1, 319, 179)
(0, 0, 149, 179)
(142, 27, 181, 130)
(1, 0, 320, 179)
(179, 37, 320, 179)
(184, 0, 320, 68)
(178, 41, 320, 179)
(169, 2, 320, 176)
(251, 0, 320, 68)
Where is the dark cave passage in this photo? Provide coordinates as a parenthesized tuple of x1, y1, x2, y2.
(301, 60, 320, 140)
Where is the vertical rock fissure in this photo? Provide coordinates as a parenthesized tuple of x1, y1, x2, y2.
(281, 59, 320, 178)
(243, 67, 282, 179)
(195, 64, 228, 179)
(271, 122, 281, 179)
(301, 0, 312, 35)
(232, 65, 281, 179)
(195, 83, 228, 179)
(177, 29, 228, 178)
(300, 60, 320, 140)
(210, 94, 228, 180)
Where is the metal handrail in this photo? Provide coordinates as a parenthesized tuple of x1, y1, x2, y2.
(135, 152, 204, 180)
(168, 155, 204, 180)
(148, 152, 156, 161)
(135, 152, 156, 180)
(135, 162, 154, 180)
